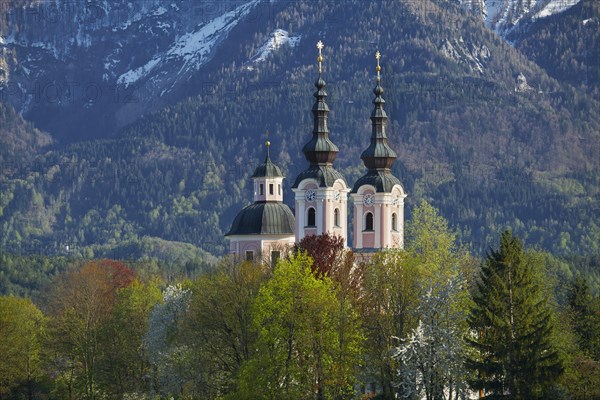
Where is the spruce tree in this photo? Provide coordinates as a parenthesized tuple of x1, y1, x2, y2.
(466, 230, 563, 399)
(568, 275, 600, 360)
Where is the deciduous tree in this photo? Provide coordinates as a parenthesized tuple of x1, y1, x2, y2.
(182, 257, 268, 398)
(0, 296, 46, 398)
(47, 259, 135, 400)
(235, 252, 363, 400)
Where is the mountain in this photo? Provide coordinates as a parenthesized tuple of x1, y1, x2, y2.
(0, 101, 52, 165)
(0, 0, 261, 141)
(0, 0, 598, 261)
(459, 0, 582, 36)
(507, 0, 599, 94)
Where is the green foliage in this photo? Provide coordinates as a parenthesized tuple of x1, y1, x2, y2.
(0, 296, 46, 398)
(0, 203, 598, 399)
(182, 258, 268, 397)
(235, 252, 363, 400)
(99, 279, 162, 396)
(568, 275, 600, 360)
(361, 201, 473, 399)
(467, 230, 564, 399)
(360, 249, 419, 399)
(46, 260, 136, 400)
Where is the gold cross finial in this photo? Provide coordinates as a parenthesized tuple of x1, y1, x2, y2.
(317, 40, 324, 75)
(375, 50, 381, 82)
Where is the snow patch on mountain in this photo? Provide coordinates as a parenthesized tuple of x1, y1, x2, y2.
(113, 0, 259, 89)
(166, 0, 259, 72)
(153, 6, 168, 16)
(440, 38, 490, 74)
(461, 0, 582, 36)
(535, 0, 580, 18)
(118, 58, 161, 87)
(250, 29, 301, 64)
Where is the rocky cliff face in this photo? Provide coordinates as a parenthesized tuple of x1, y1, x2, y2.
(0, 0, 260, 140)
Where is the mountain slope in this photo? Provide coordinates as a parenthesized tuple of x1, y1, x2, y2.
(460, 0, 582, 35)
(0, 101, 52, 168)
(0, 0, 260, 141)
(0, 0, 598, 259)
(507, 0, 599, 94)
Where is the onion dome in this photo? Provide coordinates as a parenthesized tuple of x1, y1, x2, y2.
(352, 51, 402, 193)
(293, 40, 346, 189)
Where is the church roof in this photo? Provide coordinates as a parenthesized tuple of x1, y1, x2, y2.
(351, 170, 404, 193)
(225, 201, 295, 236)
(294, 42, 346, 189)
(292, 165, 346, 189)
(252, 155, 283, 178)
(354, 52, 401, 193)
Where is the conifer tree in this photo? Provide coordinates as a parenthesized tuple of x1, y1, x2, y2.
(568, 275, 600, 360)
(466, 230, 563, 399)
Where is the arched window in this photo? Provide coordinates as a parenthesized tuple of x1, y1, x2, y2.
(365, 212, 374, 231)
(334, 208, 340, 227)
(307, 207, 316, 227)
(392, 213, 397, 231)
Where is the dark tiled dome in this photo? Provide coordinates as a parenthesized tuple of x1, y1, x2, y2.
(292, 165, 346, 189)
(351, 171, 404, 193)
(225, 202, 295, 236)
(252, 156, 283, 178)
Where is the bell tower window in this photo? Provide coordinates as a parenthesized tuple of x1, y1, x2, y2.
(365, 212, 374, 231)
(334, 208, 340, 227)
(269, 184, 274, 195)
(392, 213, 397, 231)
(307, 207, 316, 227)
(259, 184, 264, 195)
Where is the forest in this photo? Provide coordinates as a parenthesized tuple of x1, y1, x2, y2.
(1, 0, 599, 270)
(1, 202, 599, 400)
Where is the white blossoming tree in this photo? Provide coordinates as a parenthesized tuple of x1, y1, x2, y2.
(393, 276, 470, 400)
(143, 284, 192, 397)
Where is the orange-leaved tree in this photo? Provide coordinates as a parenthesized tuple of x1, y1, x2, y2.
(46, 259, 135, 400)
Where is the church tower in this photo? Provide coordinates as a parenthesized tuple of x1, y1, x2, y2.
(225, 135, 295, 264)
(351, 51, 406, 250)
(292, 41, 350, 244)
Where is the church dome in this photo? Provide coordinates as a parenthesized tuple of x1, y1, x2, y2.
(351, 170, 404, 193)
(252, 156, 283, 178)
(225, 202, 295, 236)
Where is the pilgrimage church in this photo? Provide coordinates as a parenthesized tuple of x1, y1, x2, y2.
(225, 42, 407, 263)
